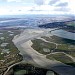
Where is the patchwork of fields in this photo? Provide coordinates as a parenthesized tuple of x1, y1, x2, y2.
(0, 28, 23, 75)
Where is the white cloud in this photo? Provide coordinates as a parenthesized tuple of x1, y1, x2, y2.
(67, 0, 75, 14)
(32, 5, 54, 11)
(7, 0, 22, 2)
(0, 6, 33, 15)
(7, 0, 34, 3)
(48, 0, 60, 5)
(0, 0, 75, 15)
(34, 0, 44, 5)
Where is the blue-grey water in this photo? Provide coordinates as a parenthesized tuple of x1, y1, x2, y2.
(51, 29, 75, 40)
(0, 15, 54, 28)
(0, 18, 38, 28)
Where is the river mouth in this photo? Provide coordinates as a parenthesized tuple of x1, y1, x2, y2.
(6, 63, 58, 75)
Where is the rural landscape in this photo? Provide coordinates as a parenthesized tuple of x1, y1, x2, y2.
(0, 15, 75, 75)
(0, 0, 75, 75)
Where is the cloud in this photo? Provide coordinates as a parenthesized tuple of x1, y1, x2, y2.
(0, 0, 74, 15)
(7, 0, 22, 2)
(48, 0, 60, 5)
(48, 0, 69, 12)
(7, 0, 31, 2)
(0, 0, 7, 2)
(54, 7, 69, 12)
(29, 5, 54, 12)
(55, 2, 68, 7)
(34, 0, 44, 5)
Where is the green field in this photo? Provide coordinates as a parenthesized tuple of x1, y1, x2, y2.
(0, 29, 23, 74)
(41, 35, 75, 57)
(42, 35, 75, 45)
(46, 52, 75, 66)
(66, 21, 75, 26)
(57, 44, 75, 51)
(31, 39, 56, 54)
(0, 29, 21, 59)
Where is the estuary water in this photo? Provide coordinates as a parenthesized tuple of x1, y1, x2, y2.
(51, 29, 75, 40)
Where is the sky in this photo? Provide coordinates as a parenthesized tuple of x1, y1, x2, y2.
(0, 0, 75, 15)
